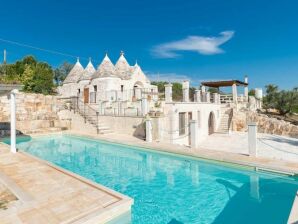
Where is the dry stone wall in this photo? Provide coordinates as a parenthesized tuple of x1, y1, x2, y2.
(232, 111, 298, 138)
(0, 93, 70, 136)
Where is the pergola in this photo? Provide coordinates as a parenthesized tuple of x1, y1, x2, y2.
(201, 79, 249, 103)
(201, 80, 248, 88)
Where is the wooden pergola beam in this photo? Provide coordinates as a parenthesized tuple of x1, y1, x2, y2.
(201, 80, 248, 88)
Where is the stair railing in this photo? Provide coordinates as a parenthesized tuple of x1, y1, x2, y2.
(71, 97, 100, 134)
(227, 108, 233, 132)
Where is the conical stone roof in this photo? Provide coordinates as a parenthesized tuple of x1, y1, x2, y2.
(63, 58, 84, 84)
(92, 54, 116, 79)
(115, 51, 131, 79)
(79, 59, 96, 82)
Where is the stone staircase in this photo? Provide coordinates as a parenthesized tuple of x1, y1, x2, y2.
(70, 98, 113, 135)
(216, 107, 233, 134)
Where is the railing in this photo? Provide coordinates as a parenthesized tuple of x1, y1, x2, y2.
(70, 96, 100, 133)
(220, 94, 233, 104)
(100, 107, 142, 117)
(228, 108, 233, 131)
(88, 88, 158, 104)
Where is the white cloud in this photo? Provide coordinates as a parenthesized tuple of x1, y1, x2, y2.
(151, 31, 234, 58)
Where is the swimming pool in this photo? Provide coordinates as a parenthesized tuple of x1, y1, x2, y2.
(3, 134, 298, 224)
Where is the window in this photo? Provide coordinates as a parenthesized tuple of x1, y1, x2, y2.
(94, 85, 97, 92)
(121, 85, 124, 92)
(78, 89, 80, 94)
(197, 111, 201, 128)
(179, 112, 186, 136)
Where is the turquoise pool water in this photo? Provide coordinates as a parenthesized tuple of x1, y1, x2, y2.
(3, 135, 298, 224)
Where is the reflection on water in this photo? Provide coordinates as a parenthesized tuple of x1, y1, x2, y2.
(13, 135, 298, 224)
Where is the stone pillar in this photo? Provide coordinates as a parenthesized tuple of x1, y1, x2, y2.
(182, 81, 189, 102)
(248, 122, 257, 157)
(141, 97, 148, 116)
(146, 118, 152, 142)
(206, 92, 210, 103)
(232, 83, 238, 103)
(157, 117, 163, 141)
(169, 109, 178, 144)
(165, 84, 173, 103)
(244, 76, 248, 102)
(10, 89, 18, 153)
(213, 93, 218, 104)
(190, 120, 198, 148)
(195, 90, 201, 102)
(201, 85, 206, 93)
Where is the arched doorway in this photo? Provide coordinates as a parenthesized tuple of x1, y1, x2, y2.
(133, 81, 144, 101)
(208, 112, 215, 135)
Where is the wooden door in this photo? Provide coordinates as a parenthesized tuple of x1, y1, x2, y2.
(84, 88, 89, 103)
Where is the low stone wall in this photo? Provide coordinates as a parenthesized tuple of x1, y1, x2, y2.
(0, 92, 70, 136)
(232, 111, 298, 138)
(100, 116, 145, 139)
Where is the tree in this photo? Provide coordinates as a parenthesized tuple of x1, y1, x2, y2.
(21, 65, 35, 91)
(0, 55, 54, 94)
(31, 62, 54, 94)
(172, 82, 183, 101)
(248, 89, 255, 96)
(263, 84, 278, 111)
(274, 89, 297, 115)
(54, 62, 74, 85)
(263, 84, 298, 115)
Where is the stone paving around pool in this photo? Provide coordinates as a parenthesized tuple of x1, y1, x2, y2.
(199, 132, 298, 163)
(0, 143, 133, 224)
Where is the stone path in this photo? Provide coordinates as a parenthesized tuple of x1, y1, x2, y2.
(0, 143, 132, 224)
(200, 132, 298, 163)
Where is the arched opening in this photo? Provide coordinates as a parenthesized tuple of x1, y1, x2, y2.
(133, 81, 144, 101)
(208, 112, 215, 135)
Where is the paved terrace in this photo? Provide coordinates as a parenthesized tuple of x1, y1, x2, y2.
(200, 132, 298, 163)
(0, 143, 133, 224)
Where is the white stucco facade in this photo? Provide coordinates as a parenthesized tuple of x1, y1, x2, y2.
(158, 102, 221, 146)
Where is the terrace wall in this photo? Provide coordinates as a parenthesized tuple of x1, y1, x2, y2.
(232, 111, 298, 138)
(0, 92, 70, 136)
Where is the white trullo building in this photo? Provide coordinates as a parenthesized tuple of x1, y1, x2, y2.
(59, 52, 158, 103)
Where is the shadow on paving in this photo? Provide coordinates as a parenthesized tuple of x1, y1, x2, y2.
(260, 135, 298, 147)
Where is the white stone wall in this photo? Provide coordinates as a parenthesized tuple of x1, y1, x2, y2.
(159, 102, 221, 146)
(58, 83, 78, 97)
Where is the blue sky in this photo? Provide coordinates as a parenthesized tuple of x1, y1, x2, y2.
(0, 0, 298, 89)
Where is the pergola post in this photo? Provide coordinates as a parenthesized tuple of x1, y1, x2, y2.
(201, 86, 206, 102)
(244, 76, 248, 102)
(206, 92, 210, 103)
(201, 85, 206, 93)
(232, 83, 238, 104)
(10, 89, 18, 153)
